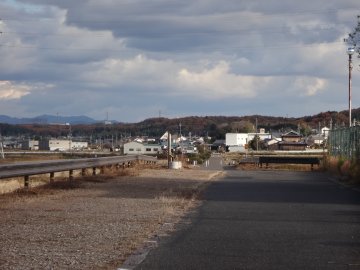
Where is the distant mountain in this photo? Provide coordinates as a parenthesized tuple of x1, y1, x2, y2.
(0, 114, 99, 125)
(0, 108, 358, 139)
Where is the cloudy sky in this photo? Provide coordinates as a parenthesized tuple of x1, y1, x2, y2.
(0, 0, 359, 122)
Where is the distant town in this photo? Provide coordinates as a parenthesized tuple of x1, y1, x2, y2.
(0, 108, 359, 158)
(0, 121, 334, 156)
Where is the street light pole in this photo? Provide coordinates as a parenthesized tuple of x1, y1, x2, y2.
(347, 47, 355, 127)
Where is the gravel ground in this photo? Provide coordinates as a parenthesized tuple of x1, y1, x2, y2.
(0, 167, 221, 270)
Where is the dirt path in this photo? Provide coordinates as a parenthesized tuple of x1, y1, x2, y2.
(0, 167, 222, 269)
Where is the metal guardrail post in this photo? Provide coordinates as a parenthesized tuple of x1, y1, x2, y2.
(50, 172, 55, 183)
(24, 175, 29, 188)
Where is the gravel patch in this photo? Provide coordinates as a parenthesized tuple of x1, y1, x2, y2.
(0, 167, 222, 269)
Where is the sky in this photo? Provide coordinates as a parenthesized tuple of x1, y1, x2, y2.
(0, 0, 360, 122)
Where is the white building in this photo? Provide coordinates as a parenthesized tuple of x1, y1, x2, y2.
(228, 145, 246, 152)
(226, 132, 271, 146)
(307, 134, 325, 146)
(321, 127, 330, 138)
(39, 139, 72, 151)
(71, 141, 88, 150)
(247, 132, 272, 141)
(123, 141, 161, 155)
(22, 140, 39, 150)
(225, 132, 272, 152)
(180, 145, 198, 154)
(225, 133, 248, 147)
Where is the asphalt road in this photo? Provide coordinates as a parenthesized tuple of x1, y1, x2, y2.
(200, 154, 224, 171)
(134, 164, 360, 270)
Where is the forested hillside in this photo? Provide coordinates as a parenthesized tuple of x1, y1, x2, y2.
(1, 108, 359, 141)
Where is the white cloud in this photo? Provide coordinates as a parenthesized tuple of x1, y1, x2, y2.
(0, 81, 31, 100)
(293, 77, 327, 96)
(0, 81, 55, 101)
(177, 61, 271, 98)
(82, 57, 275, 100)
(81, 54, 177, 90)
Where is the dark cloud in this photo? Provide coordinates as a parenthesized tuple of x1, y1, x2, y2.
(0, 0, 359, 121)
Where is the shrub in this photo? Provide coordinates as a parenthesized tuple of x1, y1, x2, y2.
(325, 155, 360, 184)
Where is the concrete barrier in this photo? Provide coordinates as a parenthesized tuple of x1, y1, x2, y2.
(170, 161, 182, 169)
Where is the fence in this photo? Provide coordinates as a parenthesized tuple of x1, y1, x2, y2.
(328, 126, 360, 160)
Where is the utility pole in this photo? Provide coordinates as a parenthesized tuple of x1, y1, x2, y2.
(0, 26, 4, 158)
(348, 47, 354, 127)
(344, 15, 360, 127)
(167, 131, 172, 168)
(68, 124, 72, 152)
(255, 117, 259, 151)
(0, 132, 4, 159)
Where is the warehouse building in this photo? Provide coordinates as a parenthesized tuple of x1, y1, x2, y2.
(123, 141, 161, 155)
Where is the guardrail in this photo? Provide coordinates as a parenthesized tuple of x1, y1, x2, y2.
(258, 156, 321, 170)
(0, 155, 157, 188)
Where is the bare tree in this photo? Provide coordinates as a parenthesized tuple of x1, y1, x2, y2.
(344, 15, 360, 59)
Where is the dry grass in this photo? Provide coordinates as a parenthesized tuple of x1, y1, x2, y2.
(0, 165, 143, 195)
(237, 162, 320, 171)
(323, 155, 360, 184)
(0, 154, 63, 164)
(0, 166, 221, 269)
(260, 164, 320, 171)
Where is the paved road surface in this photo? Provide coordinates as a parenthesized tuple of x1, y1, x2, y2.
(134, 165, 360, 270)
(200, 154, 224, 171)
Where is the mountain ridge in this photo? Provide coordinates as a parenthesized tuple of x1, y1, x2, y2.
(0, 108, 359, 139)
(0, 114, 99, 125)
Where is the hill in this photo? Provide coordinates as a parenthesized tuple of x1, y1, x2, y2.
(0, 114, 99, 125)
(0, 108, 359, 140)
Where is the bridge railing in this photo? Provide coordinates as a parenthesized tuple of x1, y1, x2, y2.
(0, 155, 157, 188)
(258, 156, 321, 170)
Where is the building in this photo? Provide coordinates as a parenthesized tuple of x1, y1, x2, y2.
(278, 130, 307, 150)
(247, 132, 272, 141)
(181, 145, 198, 154)
(39, 139, 71, 151)
(307, 134, 325, 147)
(22, 140, 39, 150)
(228, 145, 246, 152)
(123, 141, 161, 155)
(71, 141, 88, 150)
(225, 133, 248, 147)
(265, 138, 282, 151)
(321, 127, 330, 138)
(225, 132, 271, 152)
(211, 139, 226, 152)
(281, 130, 302, 142)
